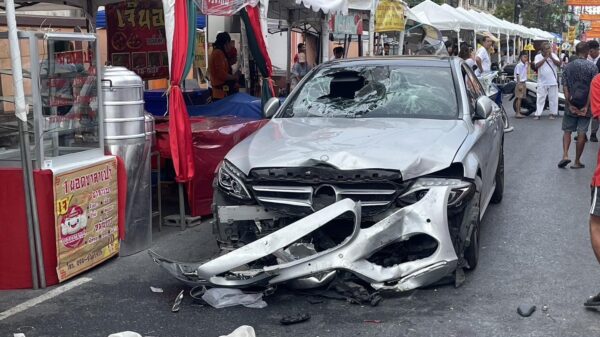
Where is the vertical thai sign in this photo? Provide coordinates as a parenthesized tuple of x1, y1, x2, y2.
(106, 0, 168, 80)
(375, 0, 405, 33)
(54, 158, 119, 282)
(194, 30, 207, 82)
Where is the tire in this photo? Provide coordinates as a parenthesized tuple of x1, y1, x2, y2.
(464, 177, 481, 270)
(490, 147, 504, 204)
(513, 97, 534, 116)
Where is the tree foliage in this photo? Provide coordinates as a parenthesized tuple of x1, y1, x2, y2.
(493, 0, 565, 33)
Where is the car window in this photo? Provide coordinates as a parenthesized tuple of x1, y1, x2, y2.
(280, 65, 459, 120)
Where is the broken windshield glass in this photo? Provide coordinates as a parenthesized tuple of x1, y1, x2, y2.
(282, 65, 458, 119)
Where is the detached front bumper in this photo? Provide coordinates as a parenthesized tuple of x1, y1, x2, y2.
(149, 186, 458, 292)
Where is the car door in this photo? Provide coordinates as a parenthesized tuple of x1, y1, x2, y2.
(462, 65, 501, 206)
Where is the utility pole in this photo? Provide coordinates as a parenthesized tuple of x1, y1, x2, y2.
(514, 0, 523, 24)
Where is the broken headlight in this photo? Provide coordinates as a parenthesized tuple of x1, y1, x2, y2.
(217, 160, 251, 200)
(397, 178, 473, 207)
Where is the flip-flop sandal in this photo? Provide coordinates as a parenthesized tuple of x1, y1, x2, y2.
(571, 164, 586, 169)
(558, 159, 571, 168)
(515, 115, 525, 119)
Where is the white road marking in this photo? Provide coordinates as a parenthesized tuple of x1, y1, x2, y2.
(0, 277, 92, 321)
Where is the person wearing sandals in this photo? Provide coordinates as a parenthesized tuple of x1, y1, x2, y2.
(514, 51, 529, 119)
(534, 42, 561, 120)
(558, 42, 598, 169)
(585, 73, 600, 308)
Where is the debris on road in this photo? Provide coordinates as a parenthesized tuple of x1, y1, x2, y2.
(307, 298, 324, 305)
(171, 290, 184, 313)
(542, 305, 548, 312)
(202, 288, 267, 309)
(280, 313, 311, 325)
(150, 287, 163, 293)
(364, 320, 383, 323)
(107, 332, 142, 337)
(517, 304, 536, 317)
(219, 325, 256, 337)
(13, 334, 26, 337)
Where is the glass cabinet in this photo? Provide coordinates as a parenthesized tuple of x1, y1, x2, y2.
(0, 31, 103, 168)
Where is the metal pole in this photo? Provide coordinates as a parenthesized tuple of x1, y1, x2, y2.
(18, 121, 39, 290)
(6, 0, 45, 289)
(368, 1, 376, 56)
(178, 183, 186, 230)
(23, 120, 46, 288)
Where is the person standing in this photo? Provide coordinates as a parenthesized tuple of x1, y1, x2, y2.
(293, 43, 306, 63)
(475, 36, 493, 76)
(588, 41, 600, 142)
(332, 46, 345, 60)
(514, 51, 529, 119)
(208, 32, 238, 101)
(533, 42, 561, 120)
(584, 72, 600, 308)
(558, 42, 597, 169)
(290, 52, 311, 91)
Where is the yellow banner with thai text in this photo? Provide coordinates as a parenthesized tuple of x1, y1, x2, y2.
(375, 0, 405, 32)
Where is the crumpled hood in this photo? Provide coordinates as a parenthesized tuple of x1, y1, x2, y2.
(226, 118, 469, 180)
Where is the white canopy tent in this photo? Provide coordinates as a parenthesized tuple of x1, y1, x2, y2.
(411, 0, 463, 32)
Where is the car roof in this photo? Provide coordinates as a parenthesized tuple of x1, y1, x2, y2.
(324, 56, 454, 68)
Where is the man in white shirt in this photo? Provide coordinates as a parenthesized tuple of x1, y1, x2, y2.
(475, 36, 493, 76)
(588, 40, 600, 142)
(533, 42, 561, 120)
(513, 51, 529, 118)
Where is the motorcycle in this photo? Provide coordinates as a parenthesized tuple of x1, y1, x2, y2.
(479, 72, 513, 132)
(507, 80, 566, 116)
(500, 64, 565, 116)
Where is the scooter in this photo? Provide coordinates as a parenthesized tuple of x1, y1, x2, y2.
(507, 80, 566, 116)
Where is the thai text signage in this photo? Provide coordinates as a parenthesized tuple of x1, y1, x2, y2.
(54, 158, 119, 282)
(106, 0, 168, 80)
(330, 15, 364, 35)
(375, 0, 405, 32)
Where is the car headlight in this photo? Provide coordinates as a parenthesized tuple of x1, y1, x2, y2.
(398, 178, 473, 207)
(217, 160, 251, 200)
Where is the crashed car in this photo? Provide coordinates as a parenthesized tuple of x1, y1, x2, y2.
(151, 57, 504, 292)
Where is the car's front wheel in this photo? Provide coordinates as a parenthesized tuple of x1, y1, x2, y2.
(464, 177, 481, 270)
(490, 146, 504, 204)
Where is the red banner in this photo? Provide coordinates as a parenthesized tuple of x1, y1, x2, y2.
(106, 0, 169, 80)
(581, 14, 600, 21)
(566, 0, 600, 5)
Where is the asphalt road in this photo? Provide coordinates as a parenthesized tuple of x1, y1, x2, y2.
(3, 111, 600, 337)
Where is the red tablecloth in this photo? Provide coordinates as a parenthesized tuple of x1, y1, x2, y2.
(156, 116, 268, 217)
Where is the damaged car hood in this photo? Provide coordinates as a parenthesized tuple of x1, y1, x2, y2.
(226, 118, 469, 179)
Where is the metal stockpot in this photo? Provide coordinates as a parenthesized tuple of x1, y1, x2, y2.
(102, 66, 152, 256)
(102, 67, 145, 141)
(145, 113, 156, 147)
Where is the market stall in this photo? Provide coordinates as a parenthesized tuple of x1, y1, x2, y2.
(0, 1, 129, 289)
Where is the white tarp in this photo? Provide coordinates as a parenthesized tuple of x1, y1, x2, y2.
(348, 0, 372, 11)
(411, 0, 461, 32)
(439, 4, 480, 32)
(295, 0, 348, 14)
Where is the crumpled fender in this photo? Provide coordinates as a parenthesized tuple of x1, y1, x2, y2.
(149, 186, 458, 292)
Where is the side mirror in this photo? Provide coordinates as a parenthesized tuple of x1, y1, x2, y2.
(263, 97, 280, 119)
(474, 96, 493, 120)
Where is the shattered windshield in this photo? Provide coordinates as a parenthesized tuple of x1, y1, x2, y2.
(281, 65, 458, 119)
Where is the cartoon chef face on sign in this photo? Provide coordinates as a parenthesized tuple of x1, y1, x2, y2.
(60, 205, 87, 248)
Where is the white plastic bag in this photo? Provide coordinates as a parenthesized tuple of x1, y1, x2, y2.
(108, 332, 142, 337)
(202, 288, 267, 309)
(219, 325, 256, 337)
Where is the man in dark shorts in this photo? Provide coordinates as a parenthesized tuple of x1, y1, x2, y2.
(559, 42, 598, 169)
(585, 73, 600, 308)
